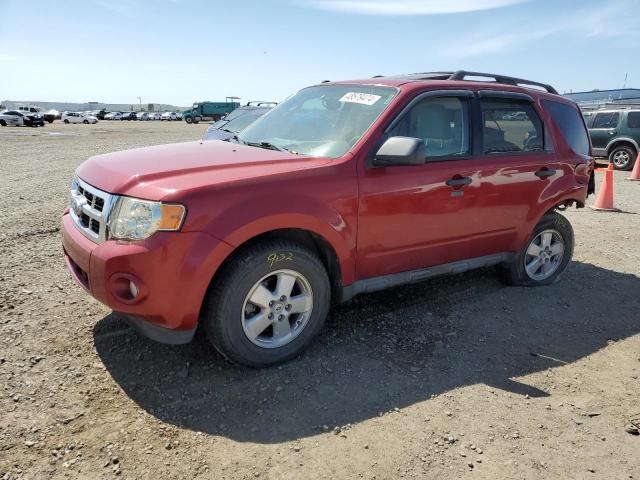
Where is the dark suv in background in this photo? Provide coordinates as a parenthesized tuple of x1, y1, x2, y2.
(583, 108, 640, 170)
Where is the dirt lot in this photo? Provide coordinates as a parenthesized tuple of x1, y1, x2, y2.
(1, 121, 639, 480)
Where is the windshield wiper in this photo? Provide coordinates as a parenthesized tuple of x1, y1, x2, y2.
(226, 134, 245, 144)
(246, 141, 286, 152)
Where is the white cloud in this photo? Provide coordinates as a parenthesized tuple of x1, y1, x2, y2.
(298, 0, 528, 15)
(438, 1, 640, 57)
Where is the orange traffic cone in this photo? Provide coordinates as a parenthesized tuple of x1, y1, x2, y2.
(591, 163, 619, 211)
(627, 151, 640, 181)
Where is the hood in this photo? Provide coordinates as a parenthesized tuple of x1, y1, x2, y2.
(75, 140, 331, 201)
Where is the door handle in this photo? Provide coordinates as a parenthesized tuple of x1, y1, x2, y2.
(607, 130, 617, 135)
(446, 176, 472, 187)
(535, 168, 556, 178)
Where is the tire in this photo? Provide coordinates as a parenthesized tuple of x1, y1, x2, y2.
(0, 120, 6, 127)
(202, 241, 331, 367)
(608, 145, 636, 171)
(83, 119, 89, 124)
(498, 211, 574, 287)
(185, 117, 192, 124)
(64, 119, 69, 124)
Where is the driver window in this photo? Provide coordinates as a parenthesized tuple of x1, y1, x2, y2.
(387, 96, 470, 159)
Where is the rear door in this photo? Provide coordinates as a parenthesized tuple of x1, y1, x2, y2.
(471, 92, 565, 252)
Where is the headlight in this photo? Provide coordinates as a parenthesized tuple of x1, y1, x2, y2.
(108, 197, 186, 241)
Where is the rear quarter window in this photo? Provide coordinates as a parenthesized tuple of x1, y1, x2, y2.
(542, 100, 590, 157)
(628, 112, 640, 129)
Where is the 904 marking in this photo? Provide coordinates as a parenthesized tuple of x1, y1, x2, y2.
(267, 252, 294, 267)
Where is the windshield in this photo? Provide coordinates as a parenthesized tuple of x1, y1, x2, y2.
(238, 85, 397, 158)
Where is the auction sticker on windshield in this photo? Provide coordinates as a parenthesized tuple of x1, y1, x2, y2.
(339, 92, 381, 106)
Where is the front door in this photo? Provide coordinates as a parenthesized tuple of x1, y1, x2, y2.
(357, 92, 492, 280)
(588, 111, 620, 153)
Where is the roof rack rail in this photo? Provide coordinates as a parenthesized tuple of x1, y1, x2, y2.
(382, 70, 558, 94)
(447, 70, 558, 95)
(246, 101, 278, 107)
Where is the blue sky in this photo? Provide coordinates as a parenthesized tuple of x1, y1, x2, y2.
(1, 0, 638, 105)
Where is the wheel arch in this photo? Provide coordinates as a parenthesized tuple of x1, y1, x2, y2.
(606, 138, 638, 156)
(204, 227, 347, 314)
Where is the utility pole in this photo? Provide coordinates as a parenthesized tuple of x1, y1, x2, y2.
(137, 97, 142, 112)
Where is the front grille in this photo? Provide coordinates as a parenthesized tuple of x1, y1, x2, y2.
(69, 178, 114, 243)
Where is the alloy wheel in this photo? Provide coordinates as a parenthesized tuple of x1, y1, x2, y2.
(241, 269, 314, 349)
(524, 229, 565, 281)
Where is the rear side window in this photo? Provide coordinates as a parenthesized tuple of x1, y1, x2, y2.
(542, 100, 590, 157)
(480, 99, 543, 154)
(592, 112, 619, 128)
(387, 96, 470, 159)
(628, 112, 640, 129)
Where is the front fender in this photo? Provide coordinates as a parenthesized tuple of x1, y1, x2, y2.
(214, 195, 357, 285)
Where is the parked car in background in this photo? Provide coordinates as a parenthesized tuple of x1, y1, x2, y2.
(62, 112, 98, 124)
(203, 102, 277, 141)
(104, 112, 116, 120)
(121, 112, 137, 121)
(93, 109, 108, 120)
(18, 105, 57, 123)
(583, 108, 640, 170)
(137, 112, 150, 121)
(150, 112, 162, 120)
(0, 110, 43, 127)
(161, 111, 178, 121)
(62, 70, 594, 367)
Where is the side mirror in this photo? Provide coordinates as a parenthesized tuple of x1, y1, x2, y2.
(372, 136, 426, 167)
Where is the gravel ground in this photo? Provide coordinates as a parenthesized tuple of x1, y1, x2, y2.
(1, 121, 639, 480)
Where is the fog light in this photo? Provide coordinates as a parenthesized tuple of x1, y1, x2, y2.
(109, 273, 146, 304)
(129, 280, 138, 299)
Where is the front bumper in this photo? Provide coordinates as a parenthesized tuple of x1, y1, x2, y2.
(61, 212, 234, 342)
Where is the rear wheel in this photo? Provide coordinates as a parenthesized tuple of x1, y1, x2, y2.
(609, 145, 636, 171)
(64, 119, 69, 124)
(499, 211, 574, 286)
(202, 241, 330, 367)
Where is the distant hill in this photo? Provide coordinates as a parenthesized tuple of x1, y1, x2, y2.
(1, 100, 189, 112)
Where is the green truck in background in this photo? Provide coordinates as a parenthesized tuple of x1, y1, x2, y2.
(182, 97, 241, 124)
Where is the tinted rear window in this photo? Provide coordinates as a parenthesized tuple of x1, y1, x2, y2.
(628, 112, 640, 129)
(542, 100, 590, 156)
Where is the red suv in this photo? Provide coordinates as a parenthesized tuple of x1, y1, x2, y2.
(62, 71, 594, 367)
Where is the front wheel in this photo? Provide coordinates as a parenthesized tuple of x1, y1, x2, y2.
(0, 120, 6, 127)
(185, 117, 192, 124)
(83, 119, 89, 124)
(63, 119, 69, 124)
(202, 241, 331, 367)
(498, 211, 574, 286)
(609, 145, 636, 171)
